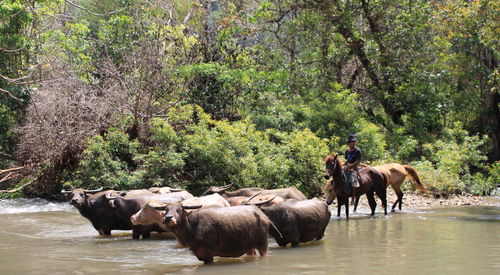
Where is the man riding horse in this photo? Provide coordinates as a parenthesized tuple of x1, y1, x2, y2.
(344, 134, 361, 196)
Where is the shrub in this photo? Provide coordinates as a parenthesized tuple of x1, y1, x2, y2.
(70, 127, 143, 190)
(410, 159, 465, 195)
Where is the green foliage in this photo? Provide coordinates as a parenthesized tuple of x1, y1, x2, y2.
(0, 0, 33, 169)
(411, 159, 465, 195)
(2, 0, 498, 197)
(412, 123, 490, 194)
(67, 105, 328, 197)
(181, 63, 252, 120)
(71, 127, 143, 190)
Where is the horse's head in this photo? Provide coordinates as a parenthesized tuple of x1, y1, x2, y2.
(324, 154, 340, 179)
(323, 178, 336, 205)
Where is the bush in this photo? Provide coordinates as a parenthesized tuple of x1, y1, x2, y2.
(411, 159, 465, 195)
(70, 127, 143, 190)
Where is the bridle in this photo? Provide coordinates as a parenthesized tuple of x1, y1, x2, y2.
(325, 156, 346, 185)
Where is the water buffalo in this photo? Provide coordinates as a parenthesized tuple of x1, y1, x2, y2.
(148, 187, 185, 194)
(181, 193, 230, 209)
(202, 184, 307, 200)
(250, 198, 331, 247)
(130, 194, 229, 230)
(61, 188, 131, 235)
(226, 192, 285, 207)
(163, 203, 271, 264)
(106, 192, 193, 239)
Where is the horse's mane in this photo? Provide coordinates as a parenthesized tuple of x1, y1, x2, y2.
(324, 154, 336, 164)
(324, 154, 341, 165)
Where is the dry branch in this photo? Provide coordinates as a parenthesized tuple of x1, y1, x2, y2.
(0, 179, 35, 193)
(0, 166, 24, 175)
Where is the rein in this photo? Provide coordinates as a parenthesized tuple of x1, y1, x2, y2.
(327, 157, 346, 185)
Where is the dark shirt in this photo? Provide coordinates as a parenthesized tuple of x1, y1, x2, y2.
(345, 146, 362, 164)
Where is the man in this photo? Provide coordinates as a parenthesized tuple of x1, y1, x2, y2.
(344, 134, 361, 195)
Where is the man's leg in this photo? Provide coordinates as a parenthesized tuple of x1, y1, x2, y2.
(351, 170, 360, 187)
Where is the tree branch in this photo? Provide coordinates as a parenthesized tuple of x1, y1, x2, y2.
(0, 167, 24, 175)
(65, 0, 126, 17)
(0, 87, 24, 102)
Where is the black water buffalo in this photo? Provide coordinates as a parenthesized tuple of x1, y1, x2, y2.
(105, 191, 193, 239)
(202, 184, 307, 200)
(61, 188, 131, 235)
(163, 203, 271, 264)
(252, 198, 331, 247)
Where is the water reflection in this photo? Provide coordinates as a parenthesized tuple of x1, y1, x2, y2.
(0, 199, 498, 274)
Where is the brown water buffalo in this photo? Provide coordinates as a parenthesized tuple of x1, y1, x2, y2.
(246, 193, 285, 207)
(250, 198, 331, 247)
(163, 203, 271, 264)
(105, 192, 192, 239)
(226, 192, 285, 207)
(61, 188, 131, 235)
(203, 184, 307, 200)
(130, 194, 230, 230)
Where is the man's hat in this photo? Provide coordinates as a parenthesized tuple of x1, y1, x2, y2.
(346, 134, 357, 143)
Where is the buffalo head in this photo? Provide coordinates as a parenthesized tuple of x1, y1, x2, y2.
(130, 201, 166, 226)
(201, 183, 233, 196)
(163, 203, 202, 227)
(61, 187, 104, 208)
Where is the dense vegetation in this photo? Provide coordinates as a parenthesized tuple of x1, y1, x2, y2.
(0, 0, 498, 198)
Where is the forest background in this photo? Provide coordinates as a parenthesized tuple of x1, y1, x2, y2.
(0, 0, 498, 198)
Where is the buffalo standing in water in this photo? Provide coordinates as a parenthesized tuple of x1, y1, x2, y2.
(250, 198, 331, 247)
(130, 193, 230, 230)
(61, 188, 131, 235)
(202, 184, 307, 200)
(103, 191, 193, 239)
(163, 203, 271, 264)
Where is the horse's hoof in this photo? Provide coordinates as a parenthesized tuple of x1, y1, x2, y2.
(391, 209, 396, 213)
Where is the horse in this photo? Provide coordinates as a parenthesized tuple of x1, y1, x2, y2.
(324, 154, 387, 219)
(352, 163, 426, 212)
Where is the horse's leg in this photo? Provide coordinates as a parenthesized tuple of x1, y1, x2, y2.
(344, 196, 350, 219)
(392, 185, 403, 212)
(353, 196, 360, 212)
(337, 197, 342, 218)
(378, 186, 387, 216)
(366, 191, 377, 216)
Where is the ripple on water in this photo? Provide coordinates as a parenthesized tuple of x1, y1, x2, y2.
(0, 198, 71, 214)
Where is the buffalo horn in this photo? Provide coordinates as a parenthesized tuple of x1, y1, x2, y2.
(60, 190, 72, 194)
(83, 187, 104, 194)
(243, 191, 263, 204)
(181, 204, 203, 210)
(246, 196, 276, 206)
(220, 183, 234, 190)
(105, 193, 118, 200)
(169, 188, 184, 192)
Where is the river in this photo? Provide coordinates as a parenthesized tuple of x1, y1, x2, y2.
(0, 198, 498, 274)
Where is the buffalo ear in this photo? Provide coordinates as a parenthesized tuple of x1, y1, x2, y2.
(119, 191, 127, 197)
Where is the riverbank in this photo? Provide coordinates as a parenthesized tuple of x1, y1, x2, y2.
(353, 189, 500, 210)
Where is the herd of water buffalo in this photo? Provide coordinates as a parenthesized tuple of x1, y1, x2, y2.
(61, 185, 331, 264)
(61, 156, 425, 264)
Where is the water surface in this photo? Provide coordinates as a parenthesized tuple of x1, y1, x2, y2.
(0, 199, 498, 274)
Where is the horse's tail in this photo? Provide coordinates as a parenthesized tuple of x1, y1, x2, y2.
(403, 165, 427, 192)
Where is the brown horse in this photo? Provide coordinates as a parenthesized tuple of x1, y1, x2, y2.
(352, 163, 426, 212)
(324, 154, 387, 219)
